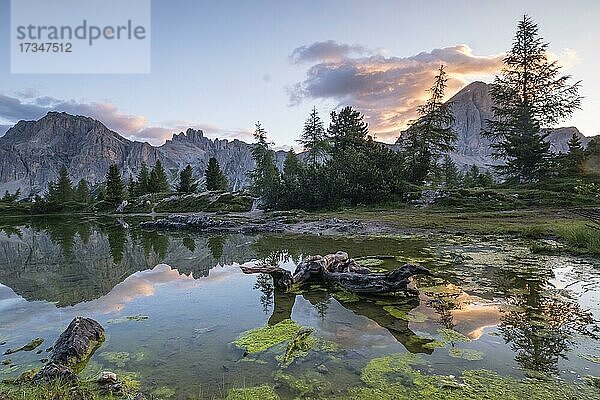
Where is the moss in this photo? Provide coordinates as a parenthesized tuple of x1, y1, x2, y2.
(233, 319, 304, 354)
(0, 378, 135, 400)
(383, 306, 427, 322)
(448, 348, 484, 361)
(225, 385, 279, 400)
(152, 386, 176, 398)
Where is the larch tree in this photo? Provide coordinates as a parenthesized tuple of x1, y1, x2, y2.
(298, 106, 327, 166)
(249, 121, 281, 206)
(485, 15, 582, 183)
(401, 65, 456, 183)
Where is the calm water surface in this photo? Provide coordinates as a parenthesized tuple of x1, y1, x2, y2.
(0, 216, 599, 398)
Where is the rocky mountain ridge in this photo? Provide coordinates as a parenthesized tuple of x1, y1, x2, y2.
(0, 82, 594, 196)
(395, 81, 592, 169)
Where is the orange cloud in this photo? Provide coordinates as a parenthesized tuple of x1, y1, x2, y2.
(289, 43, 505, 141)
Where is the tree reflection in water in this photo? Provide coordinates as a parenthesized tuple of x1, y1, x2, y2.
(498, 271, 597, 374)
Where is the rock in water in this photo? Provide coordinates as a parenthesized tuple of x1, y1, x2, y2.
(51, 317, 105, 369)
(34, 317, 105, 383)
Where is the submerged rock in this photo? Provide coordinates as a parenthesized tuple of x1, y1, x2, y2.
(3, 337, 44, 355)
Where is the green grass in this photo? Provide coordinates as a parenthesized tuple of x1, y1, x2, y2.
(556, 223, 600, 254)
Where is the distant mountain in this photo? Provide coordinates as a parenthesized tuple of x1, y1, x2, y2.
(0, 112, 286, 196)
(395, 81, 592, 170)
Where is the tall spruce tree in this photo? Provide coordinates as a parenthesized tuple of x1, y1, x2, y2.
(563, 132, 585, 176)
(135, 162, 151, 196)
(486, 15, 582, 183)
(441, 155, 461, 188)
(205, 158, 228, 191)
(105, 164, 125, 206)
(249, 122, 281, 206)
(149, 160, 169, 193)
(401, 65, 456, 183)
(298, 106, 327, 166)
(47, 165, 74, 205)
(74, 179, 91, 204)
(177, 164, 198, 193)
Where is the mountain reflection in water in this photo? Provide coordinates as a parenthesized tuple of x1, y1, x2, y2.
(0, 216, 598, 396)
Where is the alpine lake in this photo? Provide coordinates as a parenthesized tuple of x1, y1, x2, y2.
(0, 215, 599, 399)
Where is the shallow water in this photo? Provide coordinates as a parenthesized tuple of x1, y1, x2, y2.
(0, 216, 599, 398)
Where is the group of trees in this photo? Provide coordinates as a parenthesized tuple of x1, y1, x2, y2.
(247, 14, 591, 210)
(30, 156, 230, 212)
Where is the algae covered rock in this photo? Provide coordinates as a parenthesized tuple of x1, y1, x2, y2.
(50, 317, 105, 369)
(233, 319, 304, 354)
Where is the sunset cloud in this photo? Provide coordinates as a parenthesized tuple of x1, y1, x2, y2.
(0, 94, 252, 145)
(289, 43, 505, 141)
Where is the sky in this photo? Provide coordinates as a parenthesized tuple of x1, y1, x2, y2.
(0, 0, 599, 147)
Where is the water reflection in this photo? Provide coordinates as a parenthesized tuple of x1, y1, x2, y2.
(0, 217, 598, 394)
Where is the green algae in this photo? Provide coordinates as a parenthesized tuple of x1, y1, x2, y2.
(3, 338, 44, 355)
(448, 348, 485, 361)
(225, 385, 279, 400)
(106, 315, 149, 324)
(273, 370, 331, 398)
(354, 257, 385, 268)
(438, 328, 471, 343)
(345, 353, 600, 400)
(99, 351, 131, 368)
(233, 319, 303, 354)
(579, 354, 600, 364)
(278, 328, 316, 366)
(383, 306, 427, 322)
(333, 290, 361, 303)
(422, 340, 447, 350)
(152, 386, 176, 398)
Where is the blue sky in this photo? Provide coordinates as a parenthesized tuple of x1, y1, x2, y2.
(1, 0, 599, 146)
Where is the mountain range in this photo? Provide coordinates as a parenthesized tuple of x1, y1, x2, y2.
(0, 81, 593, 197)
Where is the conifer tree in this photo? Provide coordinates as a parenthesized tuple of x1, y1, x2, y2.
(249, 122, 281, 206)
(105, 164, 125, 206)
(47, 165, 74, 205)
(74, 179, 91, 204)
(135, 162, 151, 196)
(149, 160, 169, 193)
(177, 164, 198, 193)
(327, 106, 370, 152)
(486, 15, 582, 183)
(205, 158, 228, 191)
(127, 177, 136, 198)
(298, 106, 327, 166)
(441, 155, 461, 188)
(564, 132, 585, 176)
(401, 65, 456, 183)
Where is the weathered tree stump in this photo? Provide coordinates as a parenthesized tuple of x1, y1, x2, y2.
(241, 251, 432, 295)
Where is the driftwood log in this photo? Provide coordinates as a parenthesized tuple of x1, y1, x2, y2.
(241, 251, 432, 295)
